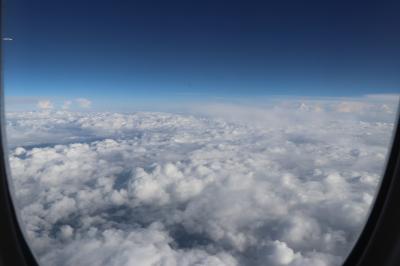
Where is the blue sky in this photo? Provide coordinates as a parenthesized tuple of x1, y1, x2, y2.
(3, 0, 400, 111)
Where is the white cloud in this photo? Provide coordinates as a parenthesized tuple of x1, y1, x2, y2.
(76, 98, 92, 108)
(62, 100, 72, 110)
(60, 225, 74, 239)
(335, 101, 368, 113)
(268, 241, 299, 265)
(5, 97, 398, 266)
(37, 100, 53, 110)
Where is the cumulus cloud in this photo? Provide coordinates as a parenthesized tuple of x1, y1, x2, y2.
(76, 98, 92, 108)
(37, 100, 54, 110)
(5, 97, 398, 266)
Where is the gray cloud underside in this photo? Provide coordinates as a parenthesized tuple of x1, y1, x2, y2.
(6, 99, 397, 266)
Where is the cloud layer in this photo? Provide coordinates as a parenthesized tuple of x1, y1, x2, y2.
(6, 98, 398, 266)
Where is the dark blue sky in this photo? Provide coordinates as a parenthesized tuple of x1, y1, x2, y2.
(3, 0, 400, 109)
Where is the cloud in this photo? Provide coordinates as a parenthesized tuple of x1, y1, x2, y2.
(5, 97, 398, 266)
(37, 100, 54, 110)
(335, 101, 367, 113)
(62, 101, 72, 110)
(76, 98, 92, 108)
(365, 93, 400, 102)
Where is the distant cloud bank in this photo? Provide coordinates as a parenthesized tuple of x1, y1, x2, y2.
(62, 100, 72, 110)
(76, 98, 92, 108)
(35, 98, 92, 111)
(37, 100, 54, 110)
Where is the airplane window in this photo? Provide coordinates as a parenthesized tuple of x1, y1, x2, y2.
(2, 0, 400, 265)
